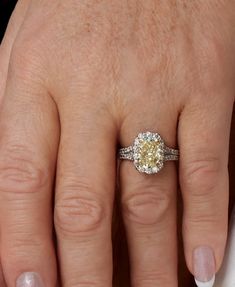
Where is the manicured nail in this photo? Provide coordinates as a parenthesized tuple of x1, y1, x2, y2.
(16, 272, 44, 287)
(193, 246, 216, 287)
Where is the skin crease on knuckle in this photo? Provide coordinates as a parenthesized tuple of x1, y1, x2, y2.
(0, 145, 49, 195)
(1, 0, 235, 286)
(181, 156, 222, 198)
(122, 185, 172, 227)
(54, 182, 106, 237)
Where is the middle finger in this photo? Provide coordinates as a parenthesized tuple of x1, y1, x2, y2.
(54, 97, 117, 286)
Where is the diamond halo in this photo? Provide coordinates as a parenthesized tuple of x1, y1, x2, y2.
(133, 132, 165, 174)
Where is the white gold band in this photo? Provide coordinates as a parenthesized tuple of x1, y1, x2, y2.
(119, 145, 179, 161)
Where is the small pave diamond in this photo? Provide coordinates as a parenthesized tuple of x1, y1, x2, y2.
(133, 132, 164, 174)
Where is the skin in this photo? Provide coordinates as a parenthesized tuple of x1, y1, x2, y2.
(0, 0, 235, 286)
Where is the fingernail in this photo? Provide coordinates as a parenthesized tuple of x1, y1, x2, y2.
(193, 246, 216, 287)
(16, 272, 44, 287)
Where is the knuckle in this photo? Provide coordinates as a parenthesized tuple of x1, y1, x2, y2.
(122, 185, 172, 226)
(196, 36, 227, 84)
(183, 213, 227, 242)
(65, 279, 107, 287)
(5, 234, 44, 255)
(133, 272, 173, 287)
(199, 37, 222, 64)
(9, 38, 44, 81)
(3, 232, 46, 266)
(185, 210, 220, 227)
(182, 156, 222, 197)
(55, 181, 105, 236)
(0, 145, 48, 194)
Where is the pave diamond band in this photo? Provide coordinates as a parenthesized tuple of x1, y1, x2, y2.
(119, 146, 179, 161)
(118, 132, 179, 174)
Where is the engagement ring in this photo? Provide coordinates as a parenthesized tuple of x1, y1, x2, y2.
(119, 131, 179, 174)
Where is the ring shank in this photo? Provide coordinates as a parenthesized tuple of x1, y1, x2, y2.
(164, 146, 179, 161)
(119, 145, 179, 161)
(119, 146, 134, 160)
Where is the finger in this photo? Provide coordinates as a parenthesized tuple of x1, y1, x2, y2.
(0, 0, 30, 98)
(54, 99, 117, 286)
(179, 95, 234, 286)
(0, 50, 59, 287)
(0, 1, 31, 283)
(119, 108, 178, 287)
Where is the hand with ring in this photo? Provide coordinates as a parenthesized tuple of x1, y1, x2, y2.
(0, 1, 234, 286)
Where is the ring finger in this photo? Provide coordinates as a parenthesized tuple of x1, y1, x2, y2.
(119, 103, 179, 287)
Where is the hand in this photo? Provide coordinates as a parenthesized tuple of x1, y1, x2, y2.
(0, 1, 234, 286)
